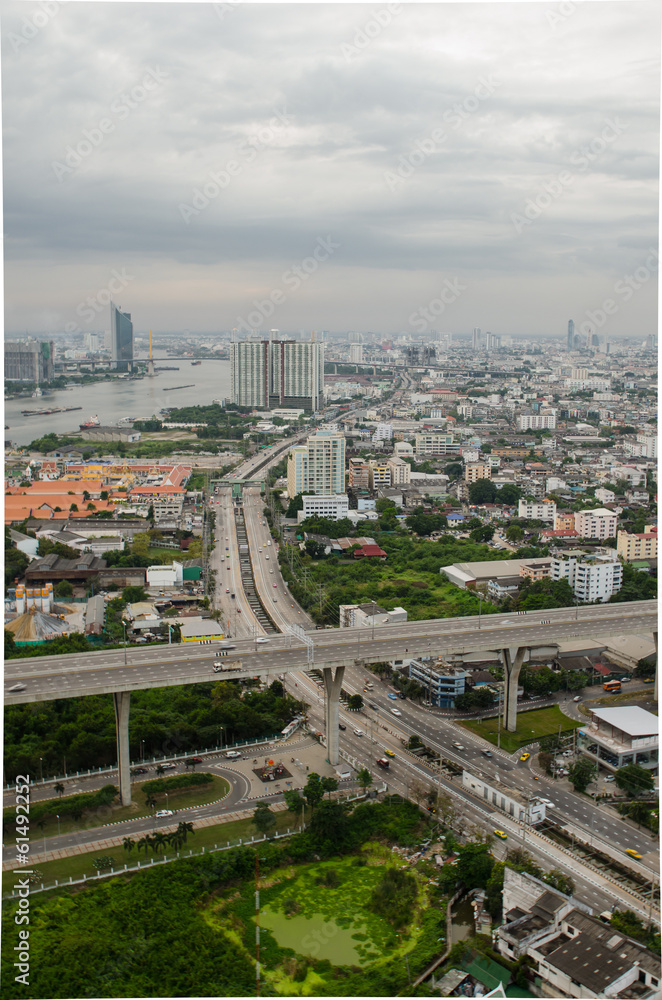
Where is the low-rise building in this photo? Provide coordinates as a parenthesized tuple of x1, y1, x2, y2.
(368, 462, 391, 490)
(577, 705, 658, 773)
(464, 462, 491, 483)
(387, 455, 411, 485)
(496, 868, 661, 999)
(518, 499, 556, 523)
(462, 773, 547, 824)
(339, 602, 407, 628)
(519, 560, 550, 582)
(551, 553, 622, 602)
(617, 527, 657, 562)
(574, 508, 619, 540)
(299, 494, 349, 521)
(348, 457, 370, 490)
(414, 432, 457, 456)
(408, 657, 466, 707)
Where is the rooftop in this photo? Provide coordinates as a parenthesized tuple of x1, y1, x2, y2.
(590, 705, 659, 737)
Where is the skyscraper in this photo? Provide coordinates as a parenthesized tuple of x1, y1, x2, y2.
(231, 337, 324, 412)
(472, 328, 481, 351)
(567, 319, 575, 351)
(110, 302, 133, 371)
(4, 339, 54, 382)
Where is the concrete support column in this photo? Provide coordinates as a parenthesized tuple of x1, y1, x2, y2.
(501, 647, 527, 732)
(113, 691, 132, 806)
(322, 666, 345, 766)
(654, 631, 658, 703)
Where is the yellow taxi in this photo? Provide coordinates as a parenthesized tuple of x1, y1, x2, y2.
(625, 849, 642, 860)
(384, 749, 395, 757)
(520, 752, 530, 761)
(494, 830, 508, 840)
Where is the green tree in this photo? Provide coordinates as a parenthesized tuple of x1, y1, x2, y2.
(456, 841, 495, 890)
(495, 484, 523, 505)
(615, 764, 655, 798)
(283, 788, 305, 820)
(122, 585, 148, 604)
(54, 580, 74, 599)
(567, 757, 596, 793)
(303, 772, 325, 811)
(122, 836, 136, 857)
(505, 525, 524, 542)
(54, 782, 65, 797)
(357, 767, 373, 792)
(468, 479, 498, 504)
(321, 776, 338, 799)
(252, 802, 276, 836)
(131, 533, 151, 559)
(369, 867, 418, 927)
(348, 693, 364, 711)
(470, 524, 495, 543)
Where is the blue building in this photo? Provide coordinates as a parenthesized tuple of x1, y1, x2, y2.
(408, 657, 466, 708)
(110, 301, 133, 372)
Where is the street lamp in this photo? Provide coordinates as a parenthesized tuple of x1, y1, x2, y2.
(56, 814, 60, 837)
(165, 792, 169, 812)
(478, 593, 482, 628)
(39, 757, 43, 783)
(141, 740, 145, 763)
(121, 620, 128, 665)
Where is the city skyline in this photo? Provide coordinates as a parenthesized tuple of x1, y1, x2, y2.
(3, 1, 659, 338)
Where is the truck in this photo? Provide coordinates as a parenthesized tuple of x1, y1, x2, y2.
(212, 662, 240, 672)
(376, 758, 390, 769)
(364, 678, 374, 690)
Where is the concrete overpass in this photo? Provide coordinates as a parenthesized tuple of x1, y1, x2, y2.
(5, 601, 656, 805)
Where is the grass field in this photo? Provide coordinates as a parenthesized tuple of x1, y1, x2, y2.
(459, 704, 583, 753)
(3, 809, 297, 890)
(4, 773, 230, 841)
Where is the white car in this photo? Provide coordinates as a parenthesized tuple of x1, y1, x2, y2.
(604, 774, 616, 782)
(155, 809, 173, 817)
(256, 637, 270, 643)
(225, 750, 241, 758)
(390, 708, 402, 716)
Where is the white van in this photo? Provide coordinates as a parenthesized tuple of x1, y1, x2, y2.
(335, 770, 351, 781)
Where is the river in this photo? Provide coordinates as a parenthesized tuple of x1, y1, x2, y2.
(5, 358, 232, 447)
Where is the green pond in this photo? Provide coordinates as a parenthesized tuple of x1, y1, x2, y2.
(260, 905, 381, 966)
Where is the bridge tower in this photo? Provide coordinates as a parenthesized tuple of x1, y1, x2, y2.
(147, 329, 155, 377)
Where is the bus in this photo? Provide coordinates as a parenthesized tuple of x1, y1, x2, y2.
(603, 679, 622, 693)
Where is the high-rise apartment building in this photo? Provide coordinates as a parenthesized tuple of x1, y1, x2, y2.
(518, 499, 556, 522)
(574, 508, 618, 540)
(472, 328, 481, 351)
(231, 337, 324, 413)
(348, 457, 370, 489)
(551, 554, 622, 603)
(287, 431, 345, 496)
(110, 301, 134, 371)
(517, 411, 557, 430)
(4, 340, 55, 382)
(349, 344, 363, 363)
(567, 319, 575, 351)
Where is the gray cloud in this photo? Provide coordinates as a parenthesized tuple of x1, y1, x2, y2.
(2, 0, 659, 337)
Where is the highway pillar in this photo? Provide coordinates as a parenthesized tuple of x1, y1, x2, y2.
(501, 647, 527, 732)
(322, 666, 345, 767)
(654, 631, 658, 702)
(113, 691, 132, 806)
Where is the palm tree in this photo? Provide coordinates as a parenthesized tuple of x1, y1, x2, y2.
(152, 832, 168, 855)
(145, 794, 157, 811)
(155, 764, 165, 776)
(177, 821, 195, 844)
(54, 782, 65, 797)
(122, 836, 136, 857)
(136, 837, 148, 855)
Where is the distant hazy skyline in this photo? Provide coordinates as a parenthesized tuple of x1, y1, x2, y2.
(3, 1, 660, 339)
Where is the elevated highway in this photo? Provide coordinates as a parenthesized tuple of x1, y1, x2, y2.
(5, 601, 657, 804)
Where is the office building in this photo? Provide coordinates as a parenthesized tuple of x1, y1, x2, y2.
(231, 337, 324, 413)
(567, 319, 574, 351)
(551, 553, 622, 602)
(287, 431, 345, 496)
(110, 302, 133, 371)
(471, 327, 481, 351)
(4, 340, 55, 382)
(574, 508, 618, 540)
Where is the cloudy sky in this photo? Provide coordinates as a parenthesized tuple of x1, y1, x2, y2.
(2, 0, 659, 338)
